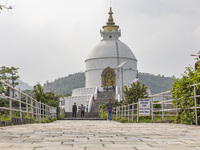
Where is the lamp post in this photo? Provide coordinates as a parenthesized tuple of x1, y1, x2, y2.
(117, 61, 127, 101)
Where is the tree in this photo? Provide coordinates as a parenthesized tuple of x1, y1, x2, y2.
(33, 83, 62, 118)
(45, 91, 62, 118)
(0, 66, 19, 87)
(0, 66, 19, 98)
(122, 81, 148, 104)
(171, 65, 200, 125)
(0, 2, 13, 12)
(33, 83, 47, 104)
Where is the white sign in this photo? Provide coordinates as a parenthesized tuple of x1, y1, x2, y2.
(50, 108, 57, 114)
(139, 99, 150, 116)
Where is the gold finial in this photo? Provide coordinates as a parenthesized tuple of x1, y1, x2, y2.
(107, 7, 115, 25)
(102, 7, 119, 32)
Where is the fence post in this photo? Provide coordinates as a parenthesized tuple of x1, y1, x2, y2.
(119, 106, 120, 119)
(125, 106, 126, 120)
(122, 106, 123, 119)
(31, 99, 33, 118)
(132, 104, 134, 123)
(35, 101, 37, 121)
(45, 104, 47, 120)
(137, 102, 139, 123)
(42, 103, 44, 122)
(9, 87, 12, 121)
(40, 102, 41, 122)
(194, 85, 198, 125)
(116, 107, 117, 120)
(19, 92, 22, 121)
(128, 105, 129, 122)
(162, 93, 164, 121)
(26, 96, 28, 118)
(151, 98, 154, 121)
(176, 100, 178, 116)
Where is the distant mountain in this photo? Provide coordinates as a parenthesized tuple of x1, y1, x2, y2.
(43, 72, 175, 95)
(16, 79, 33, 91)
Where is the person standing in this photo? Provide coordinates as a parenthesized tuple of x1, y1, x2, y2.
(86, 105, 88, 112)
(92, 96, 95, 105)
(72, 102, 77, 118)
(107, 98, 113, 122)
(80, 104, 85, 118)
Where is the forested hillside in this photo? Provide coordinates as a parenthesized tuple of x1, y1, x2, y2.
(43, 72, 84, 96)
(138, 73, 175, 94)
(43, 72, 175, 95)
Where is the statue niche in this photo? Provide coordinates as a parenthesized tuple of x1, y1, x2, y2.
(101, 67, 116, 87)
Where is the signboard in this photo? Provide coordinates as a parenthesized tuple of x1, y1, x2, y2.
(61, 100, 65, 105)
(50, 108, 57, 114)
(139, 99, 150, 116)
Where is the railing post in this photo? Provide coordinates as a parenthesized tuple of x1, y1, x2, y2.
(194, 85, 198, 125)
(52, 107, 54, 118)
(19, 92, 22, 121)
(125, 106, 126, 120)
(116, 107, 117, 120)
(42, 103, 44, 122)
(45, 104, 47, 120)
(31, 99, 33, 118)
(122, 106, 123, 119)
(132, 104, 134, 123)
(40, 102, 41, 122)
(151, 98, 154, 121)
(137, 102, 139, 123)
(35, 101, 37, 121)
(176, 100, 178, 116)
(55, 107, 57, 119)
(128, 105, 129, 122)
(162, 93, 164, 121)
(9, 87, 12, 121)
(26, 96, 28, 118)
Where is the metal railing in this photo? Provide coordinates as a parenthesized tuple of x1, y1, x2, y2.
(112, 83, 200, 125)
(0, 80, 56, 122)
(113, 103, 139, 122)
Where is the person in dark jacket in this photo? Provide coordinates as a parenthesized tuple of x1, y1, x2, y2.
(80, 104, 85, 118)
(107, 98, 113, 122)
(72, 102, 77, 118)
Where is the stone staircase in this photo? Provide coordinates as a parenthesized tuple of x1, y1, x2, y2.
(65, 91, 115, 119)
(90, 91, 115, 113)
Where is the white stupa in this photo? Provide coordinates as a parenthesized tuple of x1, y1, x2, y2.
(62, 7, 138, 112)
(85, 7, 138, 90)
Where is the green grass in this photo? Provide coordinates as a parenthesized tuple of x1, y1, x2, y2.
(0, 111, 57, 124)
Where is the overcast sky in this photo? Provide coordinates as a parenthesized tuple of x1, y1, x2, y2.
(1, 0, 199, 86)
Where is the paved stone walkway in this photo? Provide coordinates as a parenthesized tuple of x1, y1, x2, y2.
(0, 120, 200, 150)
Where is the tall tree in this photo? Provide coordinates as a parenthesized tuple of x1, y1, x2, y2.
(33, 83, 47, 104)
(122, 81, 148, 104)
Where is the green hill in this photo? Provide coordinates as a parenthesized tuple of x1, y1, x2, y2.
(43, 72, 175, 95)
(43, 72, 85, 96)
(138, 73, 175, 94)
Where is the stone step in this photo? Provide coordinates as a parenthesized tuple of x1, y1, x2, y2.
(65, 112, 99, 118)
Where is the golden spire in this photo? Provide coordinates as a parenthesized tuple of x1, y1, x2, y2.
(106, 7, 115, 25)
(103, 7, 119, 32)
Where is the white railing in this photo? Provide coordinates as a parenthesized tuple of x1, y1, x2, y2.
(113, 103, 139, 122)
(65, 95, 92, 112)
(112, 83, 200, 125)
(72, 87, 97, 96)
(64, 87, 98, 112)
(0, 80, 57, 122)
(88, 87, 98, 112)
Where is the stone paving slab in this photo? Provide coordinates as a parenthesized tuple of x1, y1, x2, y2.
(0, 120, 200, 150)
